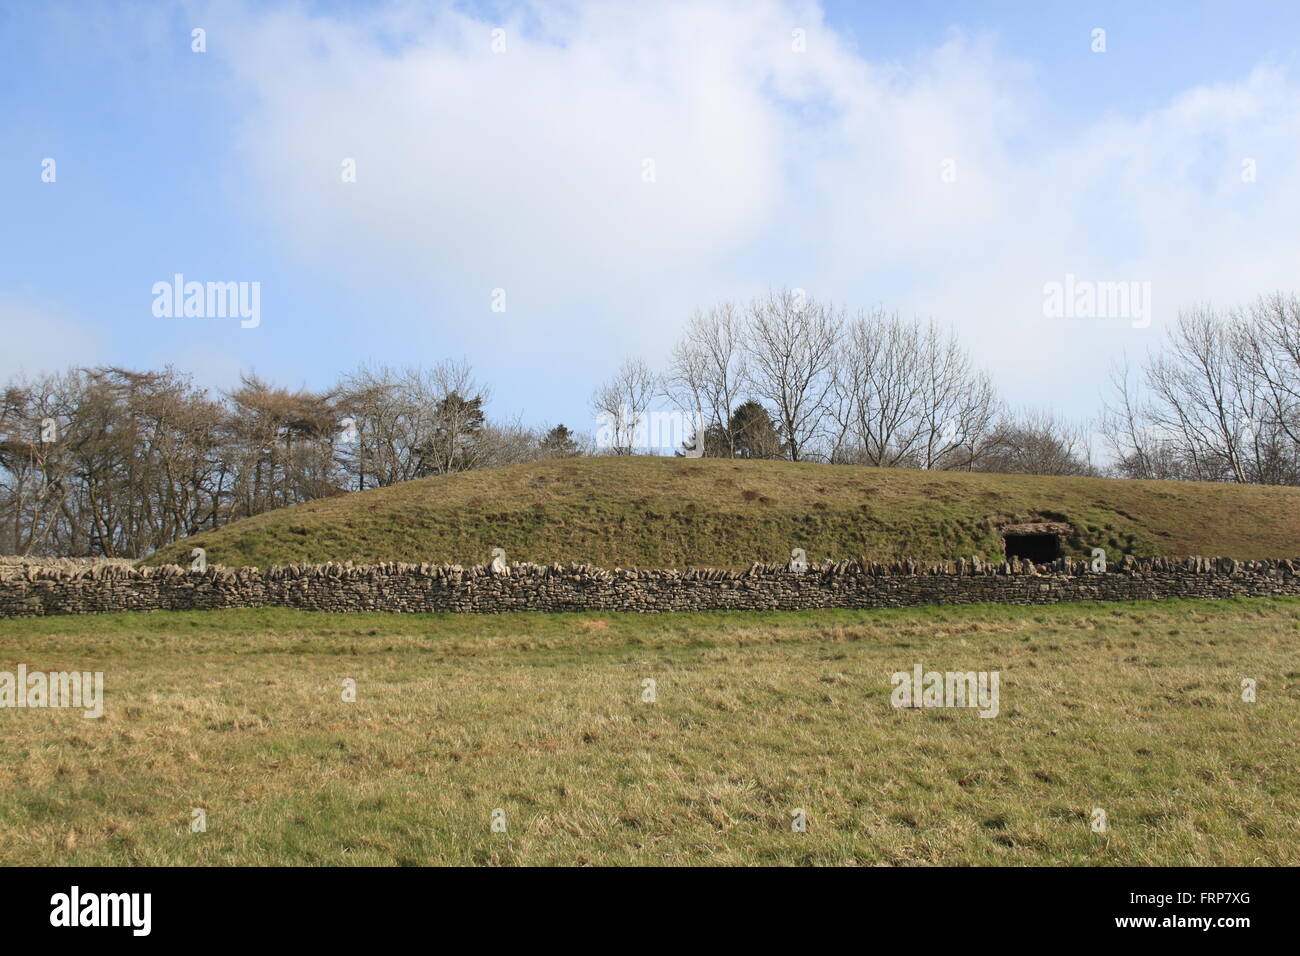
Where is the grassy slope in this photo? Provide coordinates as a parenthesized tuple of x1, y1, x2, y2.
(1, 599, 1296, 865)
(148, 457, 1300, 568)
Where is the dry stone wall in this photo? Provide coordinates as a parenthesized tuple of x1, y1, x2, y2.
(3, 555, 1300, 617)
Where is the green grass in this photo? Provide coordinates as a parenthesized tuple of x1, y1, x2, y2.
(1, 598, 1297, 865)
(146, 457, 1300, 569)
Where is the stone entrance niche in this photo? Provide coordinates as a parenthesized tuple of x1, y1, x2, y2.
(1000, 522, 1072, 563)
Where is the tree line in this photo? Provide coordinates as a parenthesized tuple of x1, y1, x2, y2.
(0, 361, 582, 557)
(598, 289, 1093, 473)
(1102, 294, 1300, 484)
(5, 289, 1300, 558)
(597, 290, 1300, 481)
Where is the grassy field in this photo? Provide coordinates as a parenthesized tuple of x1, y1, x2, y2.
(147, 457, 1300, 568)
(1, 598, 1297, 866)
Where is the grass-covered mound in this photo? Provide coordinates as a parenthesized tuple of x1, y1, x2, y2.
(146, 456, 1300, 568)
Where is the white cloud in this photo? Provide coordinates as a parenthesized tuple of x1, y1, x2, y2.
(212, 1, 1300, 420)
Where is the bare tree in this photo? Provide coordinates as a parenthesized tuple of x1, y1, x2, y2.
(1100, 357, 1187, 479)
(830, 311, 997, 469)
(831, 309, 924, 465)
(334, 364, 415, 490)
(1143, 307, 1259, 482)
(1100, 302, 1300, 485)
(0, 358, 541, 558)
(475, 416, 543, 469)
(414, 361, 491, 476)
(335, 360, 495, 483)
(741, 289, 842, 462)
(913, 322, 998, 470)
(666, 303, 746, 456)
(976, 409, 1095, 476)
(0, 367, 231, 557)
(1235, 293, 1300, 482)
(591, 359, 659, 455)
(0, 370, 86, 554)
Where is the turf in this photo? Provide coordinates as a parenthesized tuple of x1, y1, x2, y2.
(1, 598, 1296, 865)
(146, 457, 1300, 568)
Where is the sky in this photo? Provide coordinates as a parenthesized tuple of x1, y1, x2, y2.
(3, 0, 1300, 435)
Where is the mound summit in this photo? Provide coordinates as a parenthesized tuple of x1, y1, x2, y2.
(146, 456, 1300, 569)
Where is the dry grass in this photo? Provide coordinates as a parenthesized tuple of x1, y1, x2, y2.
(0, 557, 136, 569)
(1, 598, 1297, 865)
(146, 457, 1300, 568)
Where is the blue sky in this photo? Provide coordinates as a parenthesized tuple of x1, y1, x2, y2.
(4, 0, 1300, 434)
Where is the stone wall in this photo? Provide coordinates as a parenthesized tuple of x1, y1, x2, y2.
(3, 555, 1300, 617)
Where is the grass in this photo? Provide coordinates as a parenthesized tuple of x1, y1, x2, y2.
(146, 457, 1300, 569)
(1, 598, 1297, 865)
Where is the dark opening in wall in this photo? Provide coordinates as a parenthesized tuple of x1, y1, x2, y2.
(999, 521, 1073, 564)
(1003, 533, 1061, 563)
